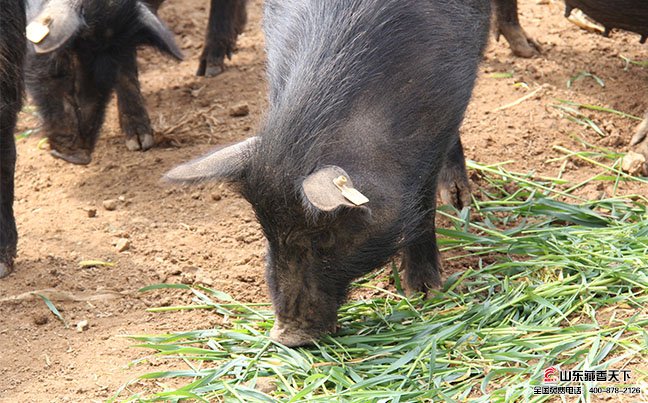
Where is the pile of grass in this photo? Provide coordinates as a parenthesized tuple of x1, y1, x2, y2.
(113, 157, 648, 402)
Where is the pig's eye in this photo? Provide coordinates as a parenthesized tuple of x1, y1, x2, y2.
(313, 231, 336, 250)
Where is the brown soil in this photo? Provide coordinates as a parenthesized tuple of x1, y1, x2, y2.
(1, 0, 646, 401)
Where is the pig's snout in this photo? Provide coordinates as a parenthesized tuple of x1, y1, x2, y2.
(270, 320, 336, 348)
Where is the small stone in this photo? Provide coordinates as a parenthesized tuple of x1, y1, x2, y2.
(76, 320, 89, 332)
(211, 192, 222, 201)
(167, 268, 182, 276)
(180, 273, 195, 284)
(33, 314, 49, 326)
(621, 151, 646, 176)
(235, 273, 256, 283)
(115, 238, 130, 252)
(102, 199, 117, 211)
(252, 377, 277, 394)
(87, 208, 97, 218)
(229, 102, 249, 117)
(191, 192, 201, 200)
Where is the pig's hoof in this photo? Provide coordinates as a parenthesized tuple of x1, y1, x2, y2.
(204, 63, 225, 77)
(0, 261, 12, 278)
(270, 322, 322, 347)
(439, 180, 471, 210)
(50, 148, 92, 165)
(401, 262, 442, 297)
(197, 39, 234, 77)
(401, 241, 442, 297)
(497, 25, 541, 58)
(439, 169, 471, 210)
(197, 58, 225, 77)
(125, 133, 155, 151)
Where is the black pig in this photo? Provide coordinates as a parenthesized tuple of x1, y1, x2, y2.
(0, 0, 26, 277)
(25, 0, 183, 164)
(25, 0, 247, 165)
(166, 0, 490, 346)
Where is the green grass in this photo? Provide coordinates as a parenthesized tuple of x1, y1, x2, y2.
(620, 55, 648, 70)
(567, 71, 605, 89)
(113, 159, 648, 403)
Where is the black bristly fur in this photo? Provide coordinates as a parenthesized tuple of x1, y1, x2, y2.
(0, 0, 26, 276)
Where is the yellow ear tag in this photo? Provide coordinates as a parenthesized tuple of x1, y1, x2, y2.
(26, 21, 50, 44)
(333, 175, 369, 206)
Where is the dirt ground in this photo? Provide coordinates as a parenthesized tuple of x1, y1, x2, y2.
(1, 0, 646, 401)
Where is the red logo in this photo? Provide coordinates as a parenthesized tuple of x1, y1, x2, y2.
(544, 367, 558, 383)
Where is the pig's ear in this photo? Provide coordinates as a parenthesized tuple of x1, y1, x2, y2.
(301, 166, 371, 213)
(26, 0, 83, 53)
(164, 137, 258, 184)
(136, 2, 183, 60)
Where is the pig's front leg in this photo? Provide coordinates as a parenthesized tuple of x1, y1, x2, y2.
(401, 188, 443, 296)
(116, 51, 155, 151)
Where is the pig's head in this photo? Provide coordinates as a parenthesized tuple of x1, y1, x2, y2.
(166, 137, 399, 347)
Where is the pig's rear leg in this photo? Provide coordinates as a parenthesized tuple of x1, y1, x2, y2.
(439, 137, 471, 210)
(116, 51, 155, 151)
(629, 110, 648, 175)
(401, 191, 442, 296)
(493, 0, 541, 58)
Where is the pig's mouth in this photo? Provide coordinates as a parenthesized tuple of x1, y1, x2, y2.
(270, 319, 336, 347)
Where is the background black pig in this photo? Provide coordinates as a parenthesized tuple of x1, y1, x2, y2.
(25, 0, 183, 164)
(0, 0, 26, 277)
(25, 0, 247, 165)
(166, 0, 490, 346)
